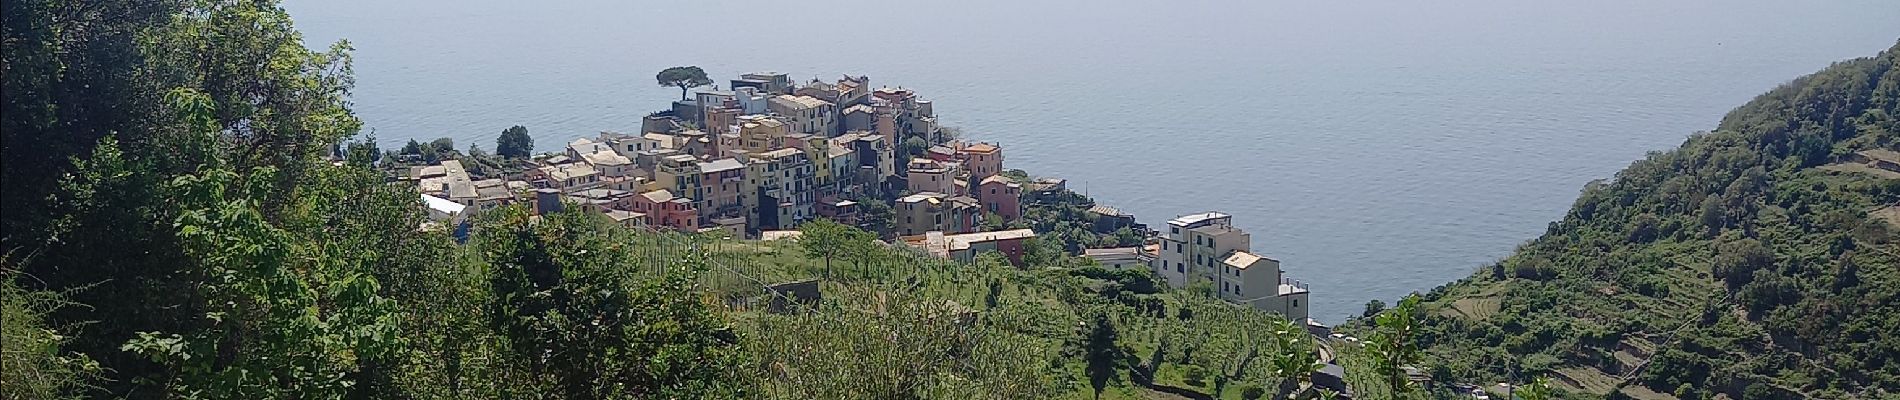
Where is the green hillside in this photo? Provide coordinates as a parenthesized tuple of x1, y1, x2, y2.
(0, 1, 1334, 399)
(1371, 43, 1900, 399)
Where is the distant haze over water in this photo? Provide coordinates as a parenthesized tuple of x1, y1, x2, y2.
(287, 0, 1900, 322)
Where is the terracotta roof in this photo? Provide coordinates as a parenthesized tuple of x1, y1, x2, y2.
(961, 143, 998, 154)
(1088, 205, 1129, 217)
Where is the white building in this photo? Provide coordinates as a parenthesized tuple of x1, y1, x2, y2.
(1216, 252, 1310, 322)
(1154, 212, 1251, 288)
(421, 193, 467, 224)
(1084, 247, 1150, 270)
(1152, 212, 1310, 321)
(599, 131, 661, 157)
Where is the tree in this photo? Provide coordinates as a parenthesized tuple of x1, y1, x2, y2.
(1, 0, 173, 251)
(1267, 318, 1323, 400)
(496, 125, 533, 158)
(798, 218, 871, 280)
(1368, 294, 1422, 395)
(429, 137, 456, 156)
(480, 207, 745, 399)
(900, 136, 930, 162)
(1515, 377, 1556, 400)
(853, 195, 896, 237)
(1362, 299, 1386, 319)
(345, 134, 381, 166)
(1082, 311, 1121, 400)
(656, 66, 712, 100)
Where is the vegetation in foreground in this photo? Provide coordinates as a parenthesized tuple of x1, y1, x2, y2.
(0, 1, 1351, 399)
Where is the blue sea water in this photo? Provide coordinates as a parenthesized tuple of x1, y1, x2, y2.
(286, 0, 1900, 322)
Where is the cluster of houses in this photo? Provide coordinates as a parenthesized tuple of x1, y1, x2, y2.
(413, 72, 1038, 262)
(409, 71, 1310, 322)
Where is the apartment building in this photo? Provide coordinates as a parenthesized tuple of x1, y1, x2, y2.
(906, 158, 961, 195)
(1153, 212, 1251, 289)
(768, 95, 836, 136)
(1216, 252, 1310, 322)
(895, 192, 979, 236)
(744, 148, 815, 231)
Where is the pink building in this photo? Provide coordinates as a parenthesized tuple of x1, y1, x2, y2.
(632, 189, 700, 232)
(696, 158, 747, 221)
(977, 175, 1022, 221)
(958, 142, 1003, 181)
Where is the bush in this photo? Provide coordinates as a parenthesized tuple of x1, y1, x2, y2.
(1239, 384, 1266, 400)
(1183, 365, 1207, 387)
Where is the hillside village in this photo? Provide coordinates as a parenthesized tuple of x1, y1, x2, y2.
(399, 71, 1315, 323)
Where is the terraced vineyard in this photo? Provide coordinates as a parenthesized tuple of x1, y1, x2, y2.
(1357, 42, 1900, 399)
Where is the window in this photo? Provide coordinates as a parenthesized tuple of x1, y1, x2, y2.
(1292, 299, 1298, 308)
(1171, 227, 1179, 234)
(1176, 263, 1184, 273)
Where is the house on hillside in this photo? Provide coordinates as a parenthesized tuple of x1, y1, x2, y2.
(1083, 247, 1149, 270)
(905, 158, 961, 195)
(1153, 211, 1311, 321)
(977, 175, 1022, 221)
(1217, 251, 1309, 322)
(768, 95, 836, 136)
(1088, 204, 1136, 232)
(957, 142, 1003, 181)
(631, 189, 699, 232)
(896, 192, 979, 236)
(901, 229, 1036, 266)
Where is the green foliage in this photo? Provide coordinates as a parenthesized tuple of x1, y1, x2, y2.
(1362, 299, 1385, 319)
(798, 218, 875, 280)
(1241, 385, 1267, 400)
(655, 66, 712, 100)
(1367, 295, 1422, 395)
(1082, 311, 1121, 399)
(1, 0, 172, 249)
(1388, 42, 1900, 398)
(1, 268, 99, 400)
(1018, 181, 1142, 254)
(1266, 318, 1324, 399)
(496, 125, 533, 158)
(852, 194, 896, 236)
(477, 207, 746, 399)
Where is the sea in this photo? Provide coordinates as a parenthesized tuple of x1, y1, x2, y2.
(285, 0, 1900, 322)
